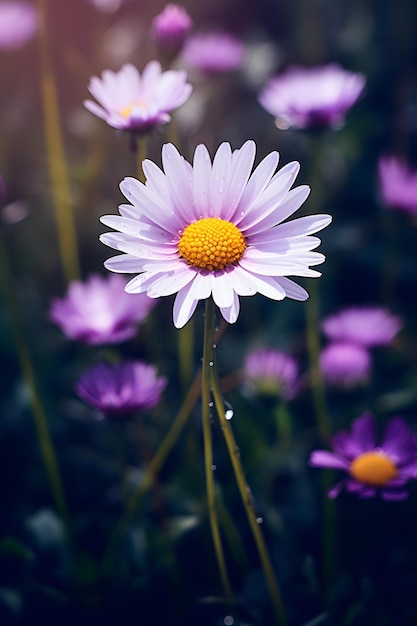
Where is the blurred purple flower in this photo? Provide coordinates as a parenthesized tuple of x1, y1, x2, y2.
(75, 360, 167, 417)
(322, 306, 402, 348)
(243, 348, 299, 400)
(310, 413, 417, 500)
(180, 31, 245, 74)
(150, 4, 192, 58)
(258, 64, 365, 130)
(84, 61, 192, 133)
(319, 342, 371, 389)
(378, 155, 417, 216)
(49, 274, 156, 345)
(0, 1, 38, 50)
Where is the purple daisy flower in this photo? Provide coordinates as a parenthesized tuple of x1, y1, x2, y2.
(322, 306, 402, 348)
(100, 140, 332, 329)
(180, 31, 245, 74)
(319, 342, 371, 388)
(75, 360, 167, 417)
(378, 155, 417, 217)
(243, 348, 299, 400)
(310, 413, 417, 501)
(49, 274, 156, 345)
(150, 4, 192, 58)
(0, 1, 38, 50)
(258, 63, 366, 130)
(84, 61, 192, 133)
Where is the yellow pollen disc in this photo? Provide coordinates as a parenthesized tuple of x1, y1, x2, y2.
(178, 217, 247, 271)
(349, 451, 398, 487)
(120, 102, 147, 118)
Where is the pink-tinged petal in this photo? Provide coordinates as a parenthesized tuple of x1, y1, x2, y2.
(104, 254, 147, 273)
(211, 271, 235, 308)
(83, 100, 109, 121)
(189, 272, 214, 299)
(221, 141, 256, 221)
(119, 177, 182, 233)
(193, 144, 212, 216)
(275, 277, 309, 300)
(220, 291, 240, 324)
(245, 185, 311, 236)
(380, 490, 409, 502)
(242, 273, 286, 300)
(125, 272, 164, 294)
(173, 282, 200, 328)
(100, 231, 137, 250)
(397, 462, 417, 478)
(357, 488, 377, 499)
(235, 151, 280, 218)
(236, 170, 296, 231)
(146, 267, 195, 297)
(250, 214, 331, 243)
(209, 142, 232, 217)
(227, 266, 258, 296)
(309, 450, 350, 470)
(161, 144, 194, 223)
(239, 254, 323, 277)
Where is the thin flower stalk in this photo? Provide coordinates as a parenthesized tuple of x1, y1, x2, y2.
(209, 323, 287, 626)
(36, 0, 80, 283)
(202, 299, 233, 601)
(136, 137, 147, 184)
(102, 369, 201, 574)
(0, 239, 71, 537)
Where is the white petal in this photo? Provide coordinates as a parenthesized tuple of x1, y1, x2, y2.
(275, 277, 309, 300)
(219, 291, 240, 324)
(104, 254, 146, 273)
(211, 272, 235, 308)
(222, 141, 256, 221)
(173, 282, 200, 328)
(193, 144, 212, 216)
(245, 186, 311, 236)
(236, 151, 279, 217)
(147, 267, 195, 297)
(209, 142, 232, 217)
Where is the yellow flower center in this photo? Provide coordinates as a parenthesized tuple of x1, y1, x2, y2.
(349, 451, 398, 487)
(178, 217, 247, 271)
(120, 102, 147, 118)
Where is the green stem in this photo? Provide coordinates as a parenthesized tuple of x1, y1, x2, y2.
(202, 299, 233, 600)
(37, 0, 80, 283)
(102, 369, 201, 574)
(210, 346, 287, 625)
(274, 402, 292, 448)
(0, 239, 71, 537)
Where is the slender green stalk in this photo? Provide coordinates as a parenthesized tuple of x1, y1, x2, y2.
(202, 299, 233, 601)
(37, 0, 80, 283)
(210, 347, 287, 625)
(102, 370, 201, 573)
(0, 239, 71, 537)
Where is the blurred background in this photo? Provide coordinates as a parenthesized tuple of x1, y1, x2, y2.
(1, 0, 417, 625)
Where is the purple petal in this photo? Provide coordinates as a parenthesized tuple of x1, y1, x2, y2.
(309, 450, 350, 470)
(380, 489, 409, 502)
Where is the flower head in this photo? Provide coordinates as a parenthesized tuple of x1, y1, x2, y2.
(84, 61, 192, 133)
(150, 4, 192, 58)
(0, 2, 38, 50)
(319, 342, 371, 388)
(378, 155, 417, 216)
(75, 360, 167, 417)
(243, 348, 299, 400)
(322, 306, 402, 348)
(100, 141, 332, 328)
(180, 31, 245, 74)
(49, 274, 155, 345)
(258, 64, 366, 130)
(310, 413, 417, 501)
